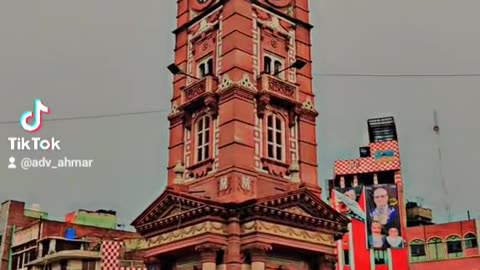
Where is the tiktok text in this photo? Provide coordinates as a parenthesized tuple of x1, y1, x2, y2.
(8, 137, 61, 151)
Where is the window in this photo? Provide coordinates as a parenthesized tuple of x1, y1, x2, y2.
(343, 249, 349, 265)
(274, 60, 282, 76)
(217, 250, 225, 264)
(82, 260, 96, 270)
(464, 233, 478, 249)
(264, 56, 272, 74)
(266, 114, 284, 161)
(42, 241, 49, 256)
(427, 238, 445, 260)
(196, 115, 210, 162)
(45, 264, 52, 270)
(409, 240, 427, 262)
(60, 260, 68, 270)
(12, 254, 19, 270)
(446, 236, 463, 258)
(373, 249, 387, 265)
(263, 54, 284, 78)
(198, 57, 214, 78)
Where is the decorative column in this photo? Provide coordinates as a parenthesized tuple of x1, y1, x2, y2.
(242, 242, 272, 270)
(318, 254, 336, 270)
(225, 216, 242, 270)
(195, 243, 222, 270)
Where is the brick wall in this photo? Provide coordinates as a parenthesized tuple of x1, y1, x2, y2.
(407, 220, 477, 241)
(0, 201, 39, 270)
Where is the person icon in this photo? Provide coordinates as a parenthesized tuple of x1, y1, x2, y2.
(8, 157, 16, 169)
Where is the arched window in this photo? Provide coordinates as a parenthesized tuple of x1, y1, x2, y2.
(409, 240, 427, 262)
(199, 63, 206, 77)
(446, 235, 463, 258)
(197, 57, 214, 78)
(264, 56, 272, 74)
(266, 114, 284, 161)
(263, 54, 284, 78)
(427, 238, 445, 260)
(196, 115, 210, 162)
(464, 233, 478, 249)
(274, 60, 282, 77)
(206, 59, 213, 75)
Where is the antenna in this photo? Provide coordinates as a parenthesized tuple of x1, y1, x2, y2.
(433, 110, 440, 134)
(433, 109, 452, 222)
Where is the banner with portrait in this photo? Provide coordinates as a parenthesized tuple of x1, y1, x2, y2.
(334, 186, 366, 222)
(365, 184, 403, 249)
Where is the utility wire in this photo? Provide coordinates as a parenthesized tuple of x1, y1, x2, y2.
(312, 73, 480, 77)
(1, 72, 480, 125)
(0, 109, 168, 124)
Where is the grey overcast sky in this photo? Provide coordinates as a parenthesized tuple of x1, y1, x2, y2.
(1, 0, 480, 229)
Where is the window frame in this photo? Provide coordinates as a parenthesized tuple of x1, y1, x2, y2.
(464, 233, 478, 249)
(263, 53, 285, 79)
(197, 55, 214, 78)
(427, 237, 445, 260)
(194, 114, 212, 163)
(265, 113, 286, 162)
(409, 240, 427, 262)
(446, 235, 463, 258)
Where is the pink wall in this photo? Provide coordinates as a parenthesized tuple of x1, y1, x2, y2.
(410, 256, 480, 270)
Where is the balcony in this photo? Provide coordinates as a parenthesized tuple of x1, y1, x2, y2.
(181, 76, 218, 106)
(257, 73, 297, 102)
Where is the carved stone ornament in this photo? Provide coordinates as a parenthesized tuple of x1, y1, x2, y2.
(204, 94, 218, 118)
(173, 161, 186, 184)
(287, 109, 297, 128)
(218, 75, 234, 91)
(195, 242, 224, 263)
(256, 94, 270, 118)
(288, 160, 300, 183)
(241, 242, 272, 257)
(219, 176, 229, 191)
(241, 175, 251, 191)
(301, 98, 316, 111)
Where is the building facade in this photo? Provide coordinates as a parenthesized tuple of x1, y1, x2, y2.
(407, 216, 479, 269)
(329, 117, 409, 270)
(0, 200, 142, 270)
(131, 0, 349, 269)
(329, 117, 480, 269)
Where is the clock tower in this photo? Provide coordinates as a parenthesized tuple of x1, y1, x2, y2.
(132, 0, 349, 269)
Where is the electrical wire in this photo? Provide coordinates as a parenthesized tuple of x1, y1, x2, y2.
(1, 71, 480, 125)
(0, 109, 168, 125)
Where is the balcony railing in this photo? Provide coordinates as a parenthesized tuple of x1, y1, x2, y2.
(182, 76, 217, 105)
(257, 73, 297, 101)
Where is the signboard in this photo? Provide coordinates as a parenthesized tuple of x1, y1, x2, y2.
(365, 184, 403, 249)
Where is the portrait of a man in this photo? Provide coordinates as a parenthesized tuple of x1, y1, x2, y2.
(365, 184, 402, 249)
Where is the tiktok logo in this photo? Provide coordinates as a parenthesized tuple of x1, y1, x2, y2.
(19, 99, 50, 133)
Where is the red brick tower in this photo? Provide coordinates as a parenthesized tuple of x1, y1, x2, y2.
(131, 0, 349, 269)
